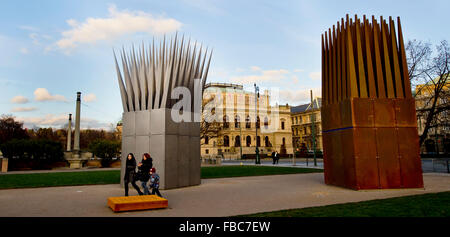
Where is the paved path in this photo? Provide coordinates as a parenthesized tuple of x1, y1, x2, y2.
(0, 173, 449, 217)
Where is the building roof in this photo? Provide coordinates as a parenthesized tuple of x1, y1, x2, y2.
(290, 98, 322, 114)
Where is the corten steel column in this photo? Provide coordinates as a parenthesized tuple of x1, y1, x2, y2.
(321, 15, 423, 190)
(67, 114, 72, 151)
(73, 92, 81, 151)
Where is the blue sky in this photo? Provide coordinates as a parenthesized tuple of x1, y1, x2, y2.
(0, 0, 448, 129)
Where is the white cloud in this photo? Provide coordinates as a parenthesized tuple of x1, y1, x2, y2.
(29, 33, 40, 45)
(11, 107, 38, 112)
(309, 71, 321, 81)
(230, 69, 290, 84)
(34, 88, 67, 102)
(11, 95, 29, 104)
(20, 47, 29, 54)
(16, 114, 111, 129)
(56, 4, 182, 50)
(19, 25, 39, 32)
(83, 93, 97, 103)
(279, 87, 322, 105)
(250, 66, 262, 71)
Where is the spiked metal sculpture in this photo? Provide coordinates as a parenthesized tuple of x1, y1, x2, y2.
(321, 15, 423, 190)
(115, 35, 212, 189)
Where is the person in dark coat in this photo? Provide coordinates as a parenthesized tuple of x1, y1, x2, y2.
(149, 167, 162, 197)
(124, 153, 143, 196)
(271, 151, 276, 165)
(274, 151, 279, 164)
(138, 153, 153, 195)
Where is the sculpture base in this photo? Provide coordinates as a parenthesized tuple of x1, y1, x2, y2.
(121, 109, 201, 190)
(107, 195, 168, 212)
(64, 150, 92, 169)
(322, 98, 424, 190)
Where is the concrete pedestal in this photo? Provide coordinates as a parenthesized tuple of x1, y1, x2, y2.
(0, 158, 8, 173)
(64, 151, 91, 169)
(121, 109, 201, 190)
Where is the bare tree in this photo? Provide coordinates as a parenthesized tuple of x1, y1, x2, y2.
(407, 40, 450, 147)
(200, 96, 221, 145)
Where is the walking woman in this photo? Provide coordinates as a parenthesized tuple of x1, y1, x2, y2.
(138, 153, 153, 195)
(124, 153, 143, 196)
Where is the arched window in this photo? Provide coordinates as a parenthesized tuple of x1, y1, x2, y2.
(265, 136, 270, 147)
(281, 120, 285, 130)
(256, 136, 261, 147)
(235, 135, 241, 147)
(223, 135, 230, 147)
(205, 136, 209, 144)
(223, 115, 229, 129)
(264, 117, 269, 129)
(235, 115, 240, 128)
(246, 136, 251, 147)
(246, 115, 251, 129)
(282, 137, 286, 146)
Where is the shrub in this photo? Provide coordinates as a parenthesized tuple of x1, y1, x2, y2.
(88, 139, 121, 167)
(0, 139, 64, 169)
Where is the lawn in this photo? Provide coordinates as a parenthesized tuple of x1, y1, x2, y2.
(201, 165, 323, 179)
(0, 170, 120, 189)
(241, 191, 450, 217)
(0, 166, 323, 189)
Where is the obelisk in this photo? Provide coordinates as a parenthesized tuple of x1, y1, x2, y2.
(73, 92, 81, 152)
(66, 114, 72, 151)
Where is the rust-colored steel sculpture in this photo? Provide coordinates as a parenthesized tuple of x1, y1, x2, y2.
(321, 15, 423, 190)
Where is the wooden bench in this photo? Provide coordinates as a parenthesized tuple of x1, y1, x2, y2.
(107, 195, 168, 212)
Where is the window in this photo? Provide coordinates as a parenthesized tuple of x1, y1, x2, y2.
(223, 115, 229, 129)
(265, 136, 270, 147)
(281, 121, 285, 130)
(235, 115, 240, 128)
(246, 136, 251, 147)
(246, 115, 251, 129)
(223, 135, 230, 147)
(205, 136, 209, 144)
(235, 135, 241, 147)
(205, 149, 209, 154)
(295, 117, 298, 124)
(264, 117, 269, 128)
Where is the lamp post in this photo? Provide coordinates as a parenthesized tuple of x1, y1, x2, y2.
(310, 90, 317, 167)
(254, 83, 260, 165)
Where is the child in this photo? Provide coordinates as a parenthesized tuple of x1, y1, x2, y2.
(149, 167, 163, 197)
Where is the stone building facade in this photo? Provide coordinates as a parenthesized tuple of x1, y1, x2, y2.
(201, 83, 293, 159)
(290, 98, 323, 152)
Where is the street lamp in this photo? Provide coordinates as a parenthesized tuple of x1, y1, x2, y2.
(254, 83, 261, 165)
(310, 90, 317, 167)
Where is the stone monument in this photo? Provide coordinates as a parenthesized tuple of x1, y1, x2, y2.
(64, 92, 91, 168)
(115, 35, 212, 189)
(321, 15, 423, 190)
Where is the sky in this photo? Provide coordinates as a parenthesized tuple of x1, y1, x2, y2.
(0, 0, 448, 129)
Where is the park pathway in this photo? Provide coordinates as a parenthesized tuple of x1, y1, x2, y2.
(0, 173, 449, 217)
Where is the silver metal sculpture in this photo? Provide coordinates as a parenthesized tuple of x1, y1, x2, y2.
(114, 34, 212, 113)
(114, 34, 213, 190)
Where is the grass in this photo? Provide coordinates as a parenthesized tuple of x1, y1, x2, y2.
(0, 166, 323, 189)
(201, 165, 323, 179)
(241, 191, 450, 217)
(0, 170, 120, 189)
